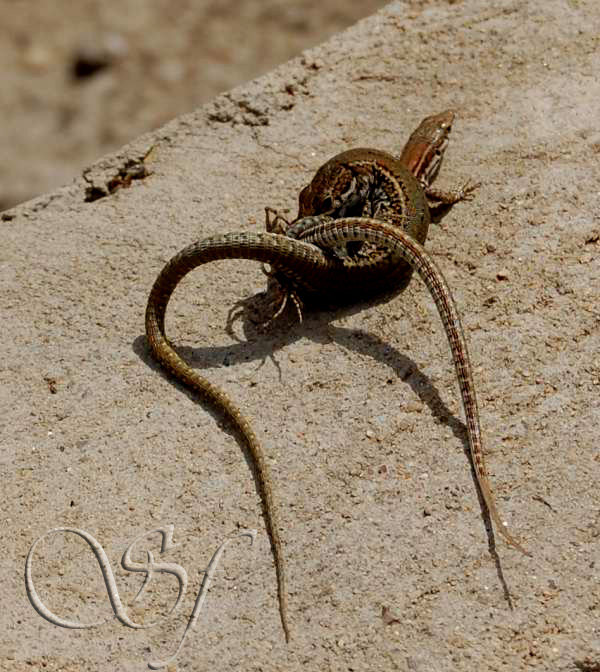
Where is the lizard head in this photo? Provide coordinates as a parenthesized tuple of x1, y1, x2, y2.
(399, 109, 455, 188)
(297, 162, 362, 219)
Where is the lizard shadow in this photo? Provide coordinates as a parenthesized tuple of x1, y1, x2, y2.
(134, 284, 514, 607)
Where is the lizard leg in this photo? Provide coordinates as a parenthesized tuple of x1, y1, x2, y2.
(427, 180, 481, 221)
(425, 179, 480, 205)
(259, 207, 307, 323)
(258, 267, 304, 325)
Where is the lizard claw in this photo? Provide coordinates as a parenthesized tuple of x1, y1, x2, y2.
(458, 179, 481, 201)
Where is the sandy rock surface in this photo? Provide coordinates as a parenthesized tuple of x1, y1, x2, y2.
(4, 1, 600, 670)
(1, 0, 385, 210)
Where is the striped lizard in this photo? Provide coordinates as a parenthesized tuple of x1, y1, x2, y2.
(145, 110, 528, 642)
(263, 111, 478, 317)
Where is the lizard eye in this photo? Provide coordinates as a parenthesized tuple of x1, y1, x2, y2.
(319, 196, 333, 213)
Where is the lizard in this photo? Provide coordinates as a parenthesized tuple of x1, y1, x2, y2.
(145, 110, 527, 643)
(261, 110, 478, 320)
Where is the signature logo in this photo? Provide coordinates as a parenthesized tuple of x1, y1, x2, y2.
(25, 525, 256, 669)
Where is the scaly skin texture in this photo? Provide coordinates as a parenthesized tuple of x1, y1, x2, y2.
(266, 110, 476, 309)
(144, 111, 523, 643)
(294, 147, 430, 283)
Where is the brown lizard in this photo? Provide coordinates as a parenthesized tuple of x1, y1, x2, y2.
(145, 111, 527, 643)
(263, 110, 477, 317)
